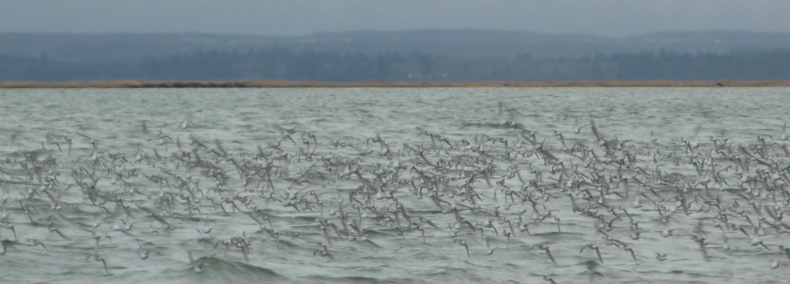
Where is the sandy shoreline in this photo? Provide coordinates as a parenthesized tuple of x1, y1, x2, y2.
(1, 80, 790, 88)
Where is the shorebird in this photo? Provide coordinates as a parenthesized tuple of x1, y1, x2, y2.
(138, 243, 151, 260)
(631, 192, 642, 208)
(623, 246, 637, 262)
(416, 225, 426, 244)
(28, 239, 47, 251)
(3, 225, 17, 241)
(0, 240, 10, 255)
(86, 236, 109, 274)
(580, 244, 604, 264)
(779, 246, 790, 261)
(112, 219, 136, 232)
(554, 217, 561, 233)
(485, 236, 500, 255)
(188, 250, 216, 273)
(531, 244, 556, 265)
(94, 256, 109, 274)
(661, 224, 674, 238)
(739, 227, 770, 250)
(196, 227, 213, 235)
(518, 222, 531, 236)
(692, 236, 710, 261)
(48, 224, 70, 240)
(454, 238, 470, 258)
(584, 260, 605, 283)
(502, 230, 512, 250)
(313, 243, 335, 262)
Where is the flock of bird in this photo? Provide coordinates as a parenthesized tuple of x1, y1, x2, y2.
(1, 116, 789, 283)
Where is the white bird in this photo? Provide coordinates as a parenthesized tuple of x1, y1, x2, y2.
(485, 236, 500, 255)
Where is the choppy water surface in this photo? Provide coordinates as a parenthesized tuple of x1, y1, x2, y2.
(1, 88, 789, 284)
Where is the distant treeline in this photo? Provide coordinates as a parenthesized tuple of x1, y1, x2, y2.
(2, 48, 790, 82)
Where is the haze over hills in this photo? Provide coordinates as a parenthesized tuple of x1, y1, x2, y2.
(2, 29, 790, 82)
(3, 30, 790, 62)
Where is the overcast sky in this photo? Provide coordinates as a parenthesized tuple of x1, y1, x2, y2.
(2, 0, 789, 37)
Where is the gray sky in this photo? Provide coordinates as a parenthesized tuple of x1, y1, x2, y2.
(2, 0, 789, 36)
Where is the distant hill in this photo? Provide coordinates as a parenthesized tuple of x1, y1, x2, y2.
(0, 33, 284, 62)
(3, 30, 790, 82)
(3, 30, 790, 62)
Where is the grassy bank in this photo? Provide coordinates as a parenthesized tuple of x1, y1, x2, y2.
(2, 80, 790, 88)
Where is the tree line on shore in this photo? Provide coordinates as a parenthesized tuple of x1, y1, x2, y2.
(2, 48, 790, 82)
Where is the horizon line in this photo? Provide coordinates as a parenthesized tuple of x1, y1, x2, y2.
(2, 80, 789, 89)
(1, 29, 789, 39)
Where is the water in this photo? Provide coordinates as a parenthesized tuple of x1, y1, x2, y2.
(0, 87, 789, 284)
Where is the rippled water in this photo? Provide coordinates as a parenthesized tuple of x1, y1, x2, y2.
(0, 88, 789, 284)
